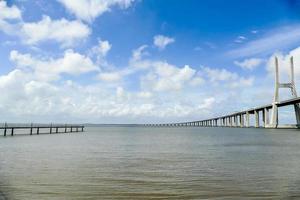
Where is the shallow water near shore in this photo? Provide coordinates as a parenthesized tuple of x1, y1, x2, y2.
(1, 126, 300, 199)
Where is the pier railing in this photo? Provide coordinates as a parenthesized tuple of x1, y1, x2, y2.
(0, 123, 84, 136)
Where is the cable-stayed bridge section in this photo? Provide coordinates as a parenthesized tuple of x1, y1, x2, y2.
(146, 56, 300, 129)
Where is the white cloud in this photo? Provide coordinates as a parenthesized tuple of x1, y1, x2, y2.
(10, 49, 98, 81)
(21, 16, 90, 47)
(234, 58, 264, 70)
(203, 67, 238, 82)
(0, 1, 22, 34)
(234, 35, 247, 43)
(116, 86, 125, 99)
(137, 91, 153, 98)
(202, 67, 254, 88)
(0, 1, 21, 20)
(90, 39, 112, 57)
(89, 39, 112, 69)
(228, 24, 300, 58)
(0, 55, 258, 123)
(198, 97, 215, 110)
(189, 77, 204, 86)
(131, 45, 148, 62)
(153, 35, 175, 50)
(0, 37, 262, 123)
(141, 63, 196, 92)
(57, 0, 135, 22)
(98, 72, 121, 82)
(0, 3, 90, 47)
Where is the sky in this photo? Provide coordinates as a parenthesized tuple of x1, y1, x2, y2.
(1, 0, 300, 124)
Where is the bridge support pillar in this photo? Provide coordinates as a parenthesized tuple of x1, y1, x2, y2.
(255, 110, 259, 128)
(246, 112, 250, 127)
(263, 108, 269, 128)
(240, 114, 244, 127)
(234, 115, 238, 127)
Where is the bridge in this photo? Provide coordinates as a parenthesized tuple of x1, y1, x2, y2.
(146, 56, 300, 129)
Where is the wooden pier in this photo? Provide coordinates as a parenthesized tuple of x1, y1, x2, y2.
(0, 123, 84, 136)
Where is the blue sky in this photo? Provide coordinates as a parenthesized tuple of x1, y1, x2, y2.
(1, 0, 300, 124)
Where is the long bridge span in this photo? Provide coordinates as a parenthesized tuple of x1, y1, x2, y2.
(146, 56, 300, 129)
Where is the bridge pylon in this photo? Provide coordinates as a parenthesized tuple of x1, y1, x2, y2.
(269, 56, 300, 128)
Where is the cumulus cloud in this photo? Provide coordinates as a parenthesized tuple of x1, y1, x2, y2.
(91, 39, 112, 57)
(10, 49, 98, 81)
(198, 97, 215, 110)
(0, 0, 263, 125)
(57, 0, 135, 22)
(0, 1, 21, 20)
(153, 35, 175, 50)
(0, 1, 22, 34)
(0, 52, 257, 123)
(98, 72, 121, 82)
(202, 67, 254, 88)
(234, 58, 264, 70)
(21, 16, 90, 47)
(89, 39, 112, 68)
(141, 63, 196, 92)
(137, 91, 153, 98)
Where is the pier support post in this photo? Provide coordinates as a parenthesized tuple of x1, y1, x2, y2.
(4, 122, 7, 136)
(37, 127, 39, 135)
(11, 128, 14, 136)
(30, 123, 33, 135)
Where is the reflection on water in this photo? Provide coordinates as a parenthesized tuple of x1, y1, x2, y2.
(1, 127, 300, 199)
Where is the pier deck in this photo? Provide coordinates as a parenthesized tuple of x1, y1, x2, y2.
(0, 124, 84, 136)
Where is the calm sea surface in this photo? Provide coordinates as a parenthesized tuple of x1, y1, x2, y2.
(1, 126, 300, 199)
